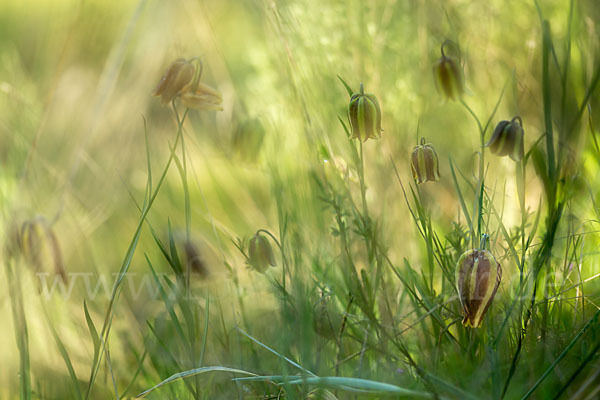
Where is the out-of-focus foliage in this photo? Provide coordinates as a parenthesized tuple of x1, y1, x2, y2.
(1, 0, 599, 398)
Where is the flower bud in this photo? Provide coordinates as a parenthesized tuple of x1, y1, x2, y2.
(348, 83, 382, 142)
(455, 246, 501, 328)
(19, 217, 66, 281)
(182, 240, 209, 279)
(313, 296, 342, 340)
(486, 116, 524, 162)
(248, 232, 276, 272)
(180, 82, 223, 111)
(153, 58, 196, 104)
(411, 138, 440, 184)
(433, 41, 464, 101)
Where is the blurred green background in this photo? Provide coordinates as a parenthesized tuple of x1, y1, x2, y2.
(1, 0, 599, 398)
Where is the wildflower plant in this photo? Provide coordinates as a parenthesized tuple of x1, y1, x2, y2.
(153, 58, 223, 110)
(347, 83, 382, 142)
(3, 2, 600, 400)
(455, 235, 502, 328)
(78, 56, 224, 399)
(411, 138, 441, 184)
(152, 58, 196, 104)
(433, 40, 465, 101)
(487, 116, 525, 162)
(248, 231, 277, 272)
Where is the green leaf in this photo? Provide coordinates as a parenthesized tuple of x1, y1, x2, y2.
(337, 75, 354, 97)
(84, 301, 101, 360)
(237, 375, 437, 398)
(449, 159, 473, 236)
(520, 309, 600, 400)
(136, 366, 257, 398)
(531, 145, 551, 204)
(146, 257, 187, 345)
(43, 305, 82, 400)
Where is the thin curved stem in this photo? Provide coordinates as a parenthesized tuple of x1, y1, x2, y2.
(255, 228, 288, 292)
(460, 99, 486, 245)
(85, 104, 189, 400)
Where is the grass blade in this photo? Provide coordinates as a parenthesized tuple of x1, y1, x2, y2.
(520, 309, 600, 400)
(449, 159, 473, 235)
(136, 366, 257, 398)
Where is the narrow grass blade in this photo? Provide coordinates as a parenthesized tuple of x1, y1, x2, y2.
(199, 294, 210, 367)
(337, 75, 354, 97)
(145, 321, 197, 397)
(338, 116, 351, 139)
(6, 263, 32, 400)
(277, 376, 435, 398)
(42, 303, 82, 400)
(119, 349, 147, 399)
(488, 198, 521, 271)
(84, 301, 101, 360)
(237, 328, 317, 377)
(423, 371, 479, 400)
(568, 63, 600, 134)
(449, 159, 473, 235)
(552, 341, 600, 400)
(520, 309, 600, 400)
(145, 257, 187, 345)
(136, 366, 257, 398)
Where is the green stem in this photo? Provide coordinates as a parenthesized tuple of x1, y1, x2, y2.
(358, 140, 379, 304)
(520, 309, 600, 400)
(173, 104, 193, 298)
(460, 99, 485, 246)
(479, 234, 489, 250)
(358, 140, 368, 218)
(6, 262, 31, 400)
(542, 20, 556, 188)
(172, 104, 201, 399)
(85, 106, 189, 399)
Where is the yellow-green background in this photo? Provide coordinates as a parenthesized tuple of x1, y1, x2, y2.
(1, 0, 599, 398)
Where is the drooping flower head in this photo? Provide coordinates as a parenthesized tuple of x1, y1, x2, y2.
(180, 82, 223, 111)
(455, 235, 502, 328)
(153, 58, 195, 104)
(348, 83, 382, 142)
(153, 58, 223, 110)
(14, 216, 67, 281)
(182, 239, 209, 279)
(487, 116, 524, 162)
(411, 138, 440, 184)
(248, 231, 276, 273)
(433, 40, 464, 101)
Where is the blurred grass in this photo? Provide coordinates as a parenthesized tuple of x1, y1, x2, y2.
(1, 0, 600, 399)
